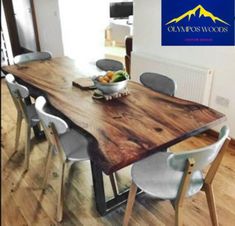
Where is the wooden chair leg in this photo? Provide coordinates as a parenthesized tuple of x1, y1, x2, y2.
(57, 161, 67, 222)
(123, 182, 137, 226)
(109, 173, 118, 197)
(15, 113, 22, 152)
(175, 204, 183, 226)
(174, 158, 195, 226)
(42, 144, 53, 189)
(24, 125, 31, 172)
(204, 184, 219, 226)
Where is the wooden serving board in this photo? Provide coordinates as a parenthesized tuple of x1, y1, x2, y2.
(72, 78, 95, 90)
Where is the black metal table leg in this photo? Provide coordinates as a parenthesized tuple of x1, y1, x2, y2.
(90, 160, 107, 215)
(24, 96, 45, 140)
(90, 160, 142, 216)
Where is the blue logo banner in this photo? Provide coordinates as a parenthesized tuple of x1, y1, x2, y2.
(162, 0, 235, 46)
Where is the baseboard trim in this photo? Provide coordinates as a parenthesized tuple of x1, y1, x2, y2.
(206, 129, 235, 148)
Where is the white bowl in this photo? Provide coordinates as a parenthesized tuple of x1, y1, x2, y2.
(92, 76, 128, 94)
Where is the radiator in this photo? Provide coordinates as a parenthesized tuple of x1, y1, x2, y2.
(131, 52, 213, 106)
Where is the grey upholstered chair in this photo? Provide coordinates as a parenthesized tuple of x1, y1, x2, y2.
(13, 51, 52, 101)
(96, 58, 124, 71)
(35, 96, 118, 222)
(123, 126, 230, 226)
(14, 51, 52, 64)
(140, 72, 177, 96)
(5, 74, 40, 172)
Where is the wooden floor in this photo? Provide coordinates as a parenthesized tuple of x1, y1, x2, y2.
(1, 79, 235, 226)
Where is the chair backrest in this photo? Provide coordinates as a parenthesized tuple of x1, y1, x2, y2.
(35, 96, 68, 160)
(167, 126, 229, 172)
(125, 36, 132, 75)
(14, 51, 52, 64)
(35, 96, 68, 136)
(5, 74, 30, 121)
(140, 72, 176, 96)
(1, 70, 6, 78)
(96, 59, 124, 72)
(5, 74, 29, 98)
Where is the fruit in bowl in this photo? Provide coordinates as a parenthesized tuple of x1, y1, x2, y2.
(97, 70, 129, 83)
(93, 70, 129, 94)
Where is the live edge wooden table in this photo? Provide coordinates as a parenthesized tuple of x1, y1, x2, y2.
(3, 57, 226, 215)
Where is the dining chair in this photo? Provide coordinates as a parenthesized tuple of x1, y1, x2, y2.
(123, 126, 230, 226)
(13, 51, 52, 107)
(140, 72, 177, 96)
(140, 72, 176, 153)
(96, 58, 124, 72)
(125, 36, 132, 75)
(5, 74, 40, 172)
(13, 51, 52, 64)
(35, 96, 118, 222)
(1, 70, 6, 78)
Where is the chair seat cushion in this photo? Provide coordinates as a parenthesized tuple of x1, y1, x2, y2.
(140, 73, 176, 96)
(26, 104, 40, 126)
(59, 129, 89, 161)
(96, 59, 124, 71)
(132, 152, 204, 200)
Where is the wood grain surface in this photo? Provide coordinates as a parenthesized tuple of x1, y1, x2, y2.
(3, 57, 226, 174)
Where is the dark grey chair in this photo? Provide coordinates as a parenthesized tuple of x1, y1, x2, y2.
(13, 51, 52, 101)
(96, 59, 124, 71)
(140, 72, 176, 96)
(14, 51, 52, 64)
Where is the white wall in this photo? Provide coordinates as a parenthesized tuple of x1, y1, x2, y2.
(133, 0, 235, 137)
(33, 0, 64, 57)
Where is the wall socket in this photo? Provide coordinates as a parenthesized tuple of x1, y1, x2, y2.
(216, 96, 230, 107)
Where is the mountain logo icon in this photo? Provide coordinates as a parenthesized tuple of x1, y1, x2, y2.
(166, 5, 230, 26)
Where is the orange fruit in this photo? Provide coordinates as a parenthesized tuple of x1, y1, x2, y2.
(106, 71, 114, 78)
(103, 76, 110, 82)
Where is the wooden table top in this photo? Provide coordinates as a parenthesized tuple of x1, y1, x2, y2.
(3, 57, 226, 174)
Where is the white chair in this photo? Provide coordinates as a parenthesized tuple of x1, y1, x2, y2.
(123, 126, 230, 226)
(35, 96, 118, 222)
(14, 51, 52, 64)
(140, 72, 177, 96)
(5, 74, 40, 172)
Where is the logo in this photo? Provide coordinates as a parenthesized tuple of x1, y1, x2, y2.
(162, 1, 234, 46)
(166, 5, 229, 26)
